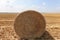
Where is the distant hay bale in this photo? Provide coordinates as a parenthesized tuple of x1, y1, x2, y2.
(14, 10, 46, 39)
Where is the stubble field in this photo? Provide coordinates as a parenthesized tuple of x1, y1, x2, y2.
(0, 13, 60, 40)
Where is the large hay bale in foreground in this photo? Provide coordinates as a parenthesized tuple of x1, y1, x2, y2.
(14, 10, 46, 40)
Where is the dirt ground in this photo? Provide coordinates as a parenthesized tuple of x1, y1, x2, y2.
(0, 13, 60, 40)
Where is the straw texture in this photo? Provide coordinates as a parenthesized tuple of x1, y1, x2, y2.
(14, 10, 46, 40)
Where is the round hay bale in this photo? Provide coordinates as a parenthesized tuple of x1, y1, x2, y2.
(14, 10, 46, 39)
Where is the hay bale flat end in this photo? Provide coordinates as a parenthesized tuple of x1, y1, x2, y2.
(14, 10, 46, 40)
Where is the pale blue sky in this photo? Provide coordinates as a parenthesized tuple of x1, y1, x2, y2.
(0, 0, 60, 12)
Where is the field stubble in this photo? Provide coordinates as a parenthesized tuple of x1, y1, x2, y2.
(0, 13, 60, 40)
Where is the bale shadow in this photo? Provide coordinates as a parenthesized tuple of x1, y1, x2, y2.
(19, 31, 55, 40)
(35, 31, 55, 40)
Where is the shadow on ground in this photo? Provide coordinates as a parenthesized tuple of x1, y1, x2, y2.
(19, 31, 55, 40)
(35, 31, 55, 40)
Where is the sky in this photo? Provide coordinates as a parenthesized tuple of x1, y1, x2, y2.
(0, 0, 60, 13)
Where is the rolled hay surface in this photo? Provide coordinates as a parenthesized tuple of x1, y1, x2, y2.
(14, 10, 46, 40)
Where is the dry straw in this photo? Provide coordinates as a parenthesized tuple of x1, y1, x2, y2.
(14, 10, 46, 40)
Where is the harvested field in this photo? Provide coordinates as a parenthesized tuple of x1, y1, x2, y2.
(0, 13, 60, 40)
